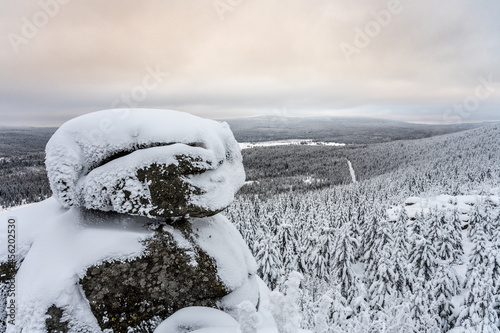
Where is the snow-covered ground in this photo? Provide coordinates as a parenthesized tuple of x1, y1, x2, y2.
(0, 203, 33, 214)
(239, 139, 345, 150)
(389, 193, 500, 222)
(346, 159, 356, 183)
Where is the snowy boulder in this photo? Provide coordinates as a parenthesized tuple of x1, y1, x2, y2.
(0, 200, 259, 332)
(0, 110, 262, 332)
(45, 109, 245, 218)
(79, 214, 259, 332)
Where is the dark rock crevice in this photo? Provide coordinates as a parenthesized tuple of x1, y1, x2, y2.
(45, 305, 69, 333)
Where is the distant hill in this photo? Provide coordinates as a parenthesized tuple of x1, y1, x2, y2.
(0, 117, 491, 158)
(240, 122, 500, 197)
(0, 126, 56, 158)
(223, 116, 489, 144)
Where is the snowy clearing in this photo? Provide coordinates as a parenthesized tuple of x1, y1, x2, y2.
(346, 159, 356, 183)
(239, 139, 345, 150)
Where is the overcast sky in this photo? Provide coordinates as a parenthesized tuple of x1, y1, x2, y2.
(1, 0, 499, 126)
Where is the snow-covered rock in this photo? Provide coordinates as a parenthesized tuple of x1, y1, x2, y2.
(45, 109, 245, 219)
(0, 110, 262, 332)
(0, 200, 258, 332)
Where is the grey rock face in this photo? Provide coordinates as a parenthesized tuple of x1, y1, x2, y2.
(104, 155, 223, 219)
(78, 217, 253, 332)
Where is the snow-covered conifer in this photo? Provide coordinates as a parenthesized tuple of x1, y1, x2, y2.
(455, 266, 499, 332)
(367, 244, 397, 312)
(430, 261, 460, 331)
(392, 207, 414, 296)
(331, 224, 358, 302)
(313, 294, 333, 333)
(410, 219, 437, 281)
(447, 207, 465, 264)
(276, 223, 299, 276)
(467, 203, 483, 239)
(270, 290, 288, 333)
(256, 235, 282, 290)
(410, 278, 440, 332)
(364, 217, 393, 287)
(466, 217, 490, 282)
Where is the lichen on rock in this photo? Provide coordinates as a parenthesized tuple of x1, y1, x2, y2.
(133, 155, 220, 218)
(80, 218, 229, 332)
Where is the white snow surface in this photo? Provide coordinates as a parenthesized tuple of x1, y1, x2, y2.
(153, 306, 239, 333)
(390, 194, 500, 221)
(346, 159, 356, 183)
(239, 139, 345, 150)
(1, 198, 153, 332)
(0, 199, 258, 332)
(190, 215, 258, 292)
(45, 109, 245, 216)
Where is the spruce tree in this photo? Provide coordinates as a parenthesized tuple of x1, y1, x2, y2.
(466, 217, 490, 282)
(455, 266, 499, 332)
(331, 224, 358, 302)
(410, 278, 440, 333)
(367, 243, 398, 313)
(256, 235, 282, 290)
(276, 223, 298, 276)
(447, 207, 465, 265)
(310, 226, 335, 281)
(410, 218, 437, 281)
(392, 206, 414, 297)
(364, 217, 393, 287)
(430, 261, 460, 332)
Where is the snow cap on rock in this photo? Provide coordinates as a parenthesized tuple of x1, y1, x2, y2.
(45, 109, 245, 218)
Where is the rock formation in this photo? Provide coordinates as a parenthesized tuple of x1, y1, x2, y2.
(0, 109, 259, 332)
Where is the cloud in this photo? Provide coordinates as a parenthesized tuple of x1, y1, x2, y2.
(0, 0, 499, 126)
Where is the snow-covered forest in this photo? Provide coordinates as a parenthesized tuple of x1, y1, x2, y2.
(1, 121, 499, 332)
(226, 123, 500, 332)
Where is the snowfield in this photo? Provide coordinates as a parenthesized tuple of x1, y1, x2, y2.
(239, 139, 345, 150)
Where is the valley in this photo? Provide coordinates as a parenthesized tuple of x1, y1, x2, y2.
(1, 118, 499, 332)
